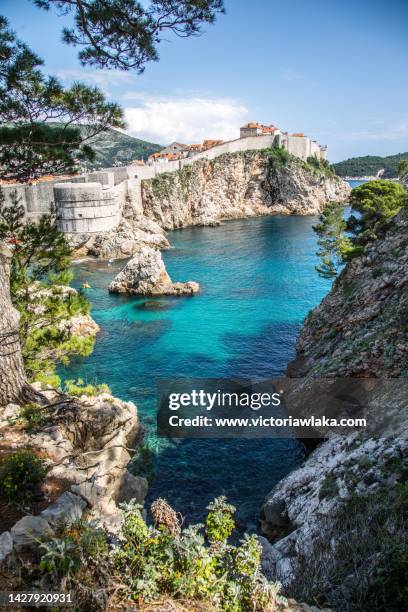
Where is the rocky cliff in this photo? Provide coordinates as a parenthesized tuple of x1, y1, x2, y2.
(259, 203, 408, 609)
(0, 385, 147, 561)
(109, 245, 199, 296)
(141, 149, 350, 230)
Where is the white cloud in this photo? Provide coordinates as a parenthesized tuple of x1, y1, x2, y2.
(57, 68, 133, 90)
(123, 94, 249, 145)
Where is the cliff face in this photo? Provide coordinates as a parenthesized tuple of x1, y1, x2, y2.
(141, 150, 350, 230)
(260, 204, 408, 607)
(291, 204, 408, 378)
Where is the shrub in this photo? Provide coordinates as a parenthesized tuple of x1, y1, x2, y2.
(205, 495, 236, 544)
(114, 497, 281, 609)
(39, 520, 109, 586)
(319, 474, 339, 500)
(0, 450, 47, 503)
(14, 403, 48, 431)
(64, 378, 111, 397)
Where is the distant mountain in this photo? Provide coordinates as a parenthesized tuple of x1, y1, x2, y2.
(83, 127, 163, 168)
(333, 152, 408, 178)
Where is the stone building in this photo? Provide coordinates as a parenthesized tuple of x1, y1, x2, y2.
(240, 122, 281, 138)
(240, 122, 327, 160)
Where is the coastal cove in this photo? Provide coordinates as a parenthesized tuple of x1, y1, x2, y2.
(59, 200, 358, 530)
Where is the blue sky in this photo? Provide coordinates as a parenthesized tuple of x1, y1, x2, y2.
(2, 0, 408, 161)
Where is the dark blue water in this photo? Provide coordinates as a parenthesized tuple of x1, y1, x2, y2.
(60, 215, 335, 529)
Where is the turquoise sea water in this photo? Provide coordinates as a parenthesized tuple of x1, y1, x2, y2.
(60, 212, 342, 529)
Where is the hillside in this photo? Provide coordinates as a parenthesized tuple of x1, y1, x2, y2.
(84, 127, 162, 168)
(333, 152, 408, 178)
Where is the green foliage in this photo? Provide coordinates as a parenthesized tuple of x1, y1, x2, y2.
(319, 474, 339, 500)
(0, 17, 124, 183)
(34, 0, 225, 72)
(300, 482, 408, 611)
(34, 371, 62, 389)
(113, 497, 280, 609)
(39, 519, 108, 582)
(0, 450, 47, 503)
(13, 403, 49, 431)
(314, 180, 407, 278)
(398, 160, 408, 179)
(306, 156, 336, 179)
(0, 191, 95, 381)
(0, 191, 71, 292)
(63, 378, 111, 397)
(264, 145, 290, 165)
(348, 180, 407, 246)
(205, 495, 236, 544)
(333, 152, 408, 178)
(313, 201, 350, 278)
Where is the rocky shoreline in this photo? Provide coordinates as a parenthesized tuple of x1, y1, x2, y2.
(68, 149, 350, 265)
(258, 202, 408, 606)
(109, 245, 199, 296)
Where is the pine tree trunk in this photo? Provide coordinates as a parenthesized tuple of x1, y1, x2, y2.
(0, 244, 26, 406)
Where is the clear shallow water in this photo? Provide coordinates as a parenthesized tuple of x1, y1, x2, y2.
(60, 215, 333, 530)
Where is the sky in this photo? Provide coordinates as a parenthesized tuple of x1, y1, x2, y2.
(1, 0, 408, 162)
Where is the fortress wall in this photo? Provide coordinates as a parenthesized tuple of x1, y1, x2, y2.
(1, 182, 55, 219)
(1, 171, 117, 220)
(3, 132, 326, 235)
(310, 140, 322, 159)
(54, 182, 120, 234)
(181, 134, 277, 164)
(284, 136, 311, 160)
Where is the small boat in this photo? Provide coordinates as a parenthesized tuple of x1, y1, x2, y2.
(82, 282, 91, 289)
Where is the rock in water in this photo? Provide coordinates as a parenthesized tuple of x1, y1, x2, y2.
(108, 246, 199, 296)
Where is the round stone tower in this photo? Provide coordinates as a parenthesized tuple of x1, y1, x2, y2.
(53, 182, 120, 234)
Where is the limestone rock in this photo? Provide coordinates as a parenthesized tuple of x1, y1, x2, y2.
(117, 471, 148, 505)
(295, 204, 408, 378)
(69, 217, 170, 260)
(0, 531, 13, 561)
(59, 314, 100, 338)
(40, 491, 87, 526)
(109, 246, 199, 296)
(141, 151, 351, 230)
(259, 204, 408, 596)
(11, 516, 54, 550)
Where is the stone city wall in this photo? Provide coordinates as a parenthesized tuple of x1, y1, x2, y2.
(1, 133, 326, 235)
(54, 182, 120, 234)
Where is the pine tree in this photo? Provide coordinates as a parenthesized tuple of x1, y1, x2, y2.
(0, 243, 27, 406)
(34, 0, 225, 72)
(314, 181, 407, 278)
(0, 190, 92, 384)
(0, 16, 124, 183)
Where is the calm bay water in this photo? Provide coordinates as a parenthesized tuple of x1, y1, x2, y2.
(60, 214, 336, 529)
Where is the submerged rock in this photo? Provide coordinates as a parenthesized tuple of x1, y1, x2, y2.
(109, 246, 199, 296)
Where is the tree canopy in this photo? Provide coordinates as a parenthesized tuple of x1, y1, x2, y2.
(332, 153, 408, 179)
(0, 191, 93, 384)
(0, 17, 125, 183)
(314, 180, 407, 278)
(34, 0, 225, 72)
(398, 160, 408, 179)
